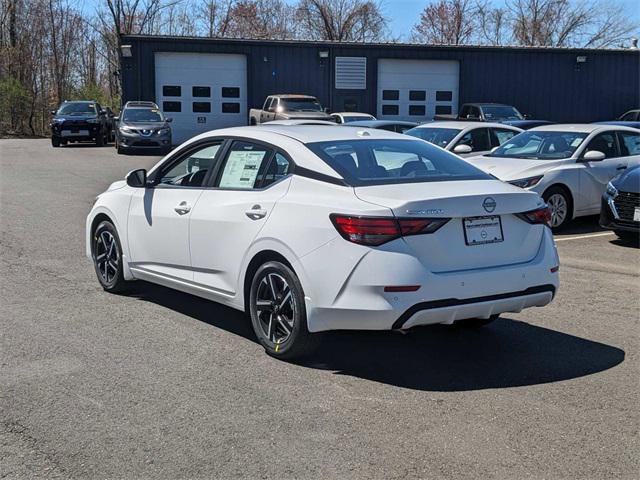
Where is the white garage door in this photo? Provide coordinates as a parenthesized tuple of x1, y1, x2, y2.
(377, 59, 459, 122)
(155, 52, 247, 145)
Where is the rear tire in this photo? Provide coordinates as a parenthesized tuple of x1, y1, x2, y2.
(91, 220, 129, 293)
(543, 186, 572, 230)
(456, 314, 499, 328)
(249, 261, 319, 360)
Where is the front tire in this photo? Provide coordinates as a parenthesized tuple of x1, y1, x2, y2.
(543, 186, 572, 230)
(92, 220, 128, 293)
(95, 130, 105, 146)
(51, 136, 60, 147)
(249, 261, 318, 360)
(615, 230, 639, 245)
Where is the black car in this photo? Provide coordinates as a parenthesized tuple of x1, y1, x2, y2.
(600, 165, 640, 242)
(50, 101, 110, 147)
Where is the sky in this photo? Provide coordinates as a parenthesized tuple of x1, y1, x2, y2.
(80, 0, 640, 44)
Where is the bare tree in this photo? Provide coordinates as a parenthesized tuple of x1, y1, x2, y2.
(296, 0, 388, 42)
(475, 0, 508, 45)
(412, 0, 475, 45)
(195, 0, 234, 37)
(226, 0, 297, 39)
(507, 0, 638, 48)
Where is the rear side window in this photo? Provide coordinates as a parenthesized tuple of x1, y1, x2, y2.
(306, 139, 491, 186)
(617, 131, 640, 156)
(256, 153, 292, 188)
(216, 141, 274, 189)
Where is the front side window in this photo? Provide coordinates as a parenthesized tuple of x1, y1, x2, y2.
(57, 102, 97, 115)
(584, 132, 619, 159)
(123, 108, 164, 122)
(405, 127, 461, 148)
(306, 139, 491, 186)
(618, 131, 640, 156)
(455, 128, 491, 152)
(217, 141, 273, 189)
(158, 143, 221, 187)
(490, 131, 588, 160)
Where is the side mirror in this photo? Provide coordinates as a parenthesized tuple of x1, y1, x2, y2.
(166, 117, 173, 123)
(523, 114, 531, 119)
(324, 107, 330, 113)
(114, 116, 120, 122)
(126, 169, 147, 188)
(50, 109, 56, 115)
(453, 144, 473, 154)
(583, 150, 606, 162)
(100, 109, 107, 115)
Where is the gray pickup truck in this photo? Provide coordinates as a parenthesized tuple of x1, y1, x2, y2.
(434, 103, 551, 130)
(249, 94, 333, 125)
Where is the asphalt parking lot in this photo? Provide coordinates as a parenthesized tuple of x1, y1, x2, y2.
(1, 139, 638, 479)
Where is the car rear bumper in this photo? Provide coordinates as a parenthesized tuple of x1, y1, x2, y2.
(298, 228, 559, 332)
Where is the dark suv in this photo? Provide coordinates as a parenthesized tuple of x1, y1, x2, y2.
(50, 101, 110, 147)
(115, 101, 172, 155)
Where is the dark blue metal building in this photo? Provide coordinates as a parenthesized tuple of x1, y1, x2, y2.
(120, 34, 639, 140)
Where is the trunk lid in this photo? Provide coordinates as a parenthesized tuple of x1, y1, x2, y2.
(355, 180, 547, 272)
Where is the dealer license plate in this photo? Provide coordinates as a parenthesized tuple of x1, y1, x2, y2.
(634, 207, 640, 222)
(62, 130, 89, 137)
(463, 216, 504, 246)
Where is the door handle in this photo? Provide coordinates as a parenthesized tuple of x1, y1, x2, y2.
(174, 201, 191, 215)
(245, 204, 268, 220)
(616, 164, 627, 170)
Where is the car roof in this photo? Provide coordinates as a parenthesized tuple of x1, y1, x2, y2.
(332, 112, 375, 116)
(413, 121, 522, 130)
(125, 101, 158, 108)
(270, 94, 318, 99)
(530, 123, 640, 133)
(346, 120, 419, 127)
(195, 125, 408, 144)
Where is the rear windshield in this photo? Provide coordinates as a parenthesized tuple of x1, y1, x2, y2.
(123, 108, 164, 122)
(405, 127, 461, 148)
(306, 139, 491, 186)
(281, 98, 323, 112)
(489, 131, 588, 159)
(482, 105, 523, 121)
(343, 115, 375, 123)
(57, 103, 97, 116)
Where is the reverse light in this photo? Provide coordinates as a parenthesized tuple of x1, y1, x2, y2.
(516, 206, 552, 226)
(330, 214, 450, 246)
(509, 175, 543, 189)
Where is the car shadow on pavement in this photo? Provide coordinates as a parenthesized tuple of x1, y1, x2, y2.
(128, 282, 625, 392)
(302, 320, 625, 391)
(554, 215, 605, 236)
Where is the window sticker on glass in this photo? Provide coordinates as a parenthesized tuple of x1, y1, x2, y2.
(219, 150, 266, 188)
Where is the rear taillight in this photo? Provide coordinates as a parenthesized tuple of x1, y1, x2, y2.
(330, 214, 449, 246)
(517, 206, 552, 226)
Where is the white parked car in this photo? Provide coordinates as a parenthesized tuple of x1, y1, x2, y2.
(467, 124, 640, 229)
(87, 125, 559, 359)
(405, 121, 523, 157)
(264, 119, 336, 126)
(330, 112, 376, 124)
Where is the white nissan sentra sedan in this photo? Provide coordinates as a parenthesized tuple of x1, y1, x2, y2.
(404, 121, 523, 157)
(87, 125, 559, 359)
(466, 124, 640, 229)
